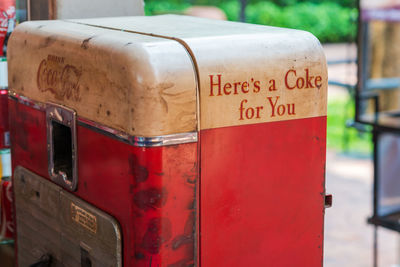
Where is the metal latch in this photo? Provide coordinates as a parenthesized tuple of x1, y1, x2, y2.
(81, 245, 92, 267)
(29, 254, 52, 267)
(325, 194, 333, 208)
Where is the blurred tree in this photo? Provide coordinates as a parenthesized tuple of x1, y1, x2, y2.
(239, 0, 246, 21)
(144, 0, 357, 7)
(144, 0, 358, 43)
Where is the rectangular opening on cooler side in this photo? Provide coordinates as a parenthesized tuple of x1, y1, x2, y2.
(52, 120, 73, 181)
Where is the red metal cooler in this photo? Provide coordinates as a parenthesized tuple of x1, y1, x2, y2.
(0, 176, 13, 239)
(0, 0, 15, 149)
(7, 16, 328, 266)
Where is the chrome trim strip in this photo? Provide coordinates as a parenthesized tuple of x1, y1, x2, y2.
(79, 117, 198, 147)
(77, 117, 132, 141)
(10, 91, 198, 147)
(9, 90, 46, 111)
(130, 132, 198, 147)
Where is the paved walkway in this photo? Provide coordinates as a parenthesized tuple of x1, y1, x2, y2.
(324, 151, 398, 267)
(323, 43, 399, 267)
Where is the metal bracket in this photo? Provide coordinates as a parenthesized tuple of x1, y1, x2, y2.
(325, 194, 333, 209)
(46, 103, 78, 191)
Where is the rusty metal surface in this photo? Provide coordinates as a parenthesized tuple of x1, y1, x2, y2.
(71, 15, 327, 131)
(8, 15, 328, 266)
(8, 20, 198, 137)
(13, 166, 122, 267)
(9, 93, 198, 147)
(0, 92, 9, 149)
(9, 99, 199, 266)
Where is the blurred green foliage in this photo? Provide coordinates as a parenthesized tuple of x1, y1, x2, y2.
(245, 2, 357, 43)
(145, 0, 357, 7)
(145, 0, 358, 43)
(145, 1, 191, 15)
(327, 97, 372, 156)
(269, 0, 356, 7)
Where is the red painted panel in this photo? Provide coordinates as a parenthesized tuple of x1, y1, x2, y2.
(200, 117, 326, 266)
(9, 99, 198, 267)
(0, 178, 13, 238)
(0, 91, 9, 148)
(10, 97, 327, 266)
(9, 99, 48, 176)
(76, 125, 197, 267)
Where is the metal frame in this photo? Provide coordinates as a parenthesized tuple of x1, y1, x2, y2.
(354, 2, 400, 266)
(356, 8, 400, 130)
(367, 127, 400, 267)
(46, 102, 78, 191)
(78, 117, 198, 147)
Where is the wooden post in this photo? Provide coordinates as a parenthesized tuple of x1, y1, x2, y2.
(369, 21, 400, 112)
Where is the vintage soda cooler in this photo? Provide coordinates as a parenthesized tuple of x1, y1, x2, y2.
(7, 16, 328, 266)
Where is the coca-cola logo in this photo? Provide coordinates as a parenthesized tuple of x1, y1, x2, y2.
(0, 5, 15, 41)
(37, 55, 82, 101)
(0, 10, 8, 30)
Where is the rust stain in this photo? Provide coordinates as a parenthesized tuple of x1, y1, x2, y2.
(38, 35, 57, 49)
(157, 82, 177, 114)
(81, 36, 95, 50)
(159, 83, 179, 96)
(141, 217, 172, 254)
(10, 103, 39, 151)
(171, 235, 193, 250)
(187, 200, 195, 210)
(182, 173, 196, 184)
(134, 187, 167, 211)
(128, 154, 149, 184)
(135, 252, 145, 260)
(160, 95, 168, 113)
(171, 212, 194, 250)
(167, 258, 194, 267)
(183, 163, 197, 185)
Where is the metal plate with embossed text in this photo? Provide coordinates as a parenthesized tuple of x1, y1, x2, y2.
(13, 166, 122, 267)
